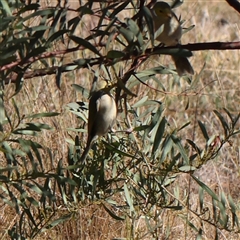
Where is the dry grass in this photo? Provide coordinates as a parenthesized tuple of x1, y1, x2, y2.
(1, 0, 240, 239)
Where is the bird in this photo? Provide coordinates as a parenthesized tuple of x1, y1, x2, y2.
(80, 80, 117, 162)
(152, 1, 194, 76)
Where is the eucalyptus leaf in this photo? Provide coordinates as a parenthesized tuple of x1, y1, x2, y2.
(26, 112, 60, 119)
(103, 204, 125, 221)
(142, 6, 154, 47)
(0, 0, 12, 16)
(69, 35, 101, 56)
(124, 183, 134, 212)
(106, 50, 125, 59)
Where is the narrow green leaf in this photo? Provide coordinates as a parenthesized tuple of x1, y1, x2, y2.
(133, 125, 149, 132)
(46, 29, 70, 46)
(61, 64, 79, 71)
(185, 218, 199, 232)
(233, 111, 240, 124)
(25, 112, 60, 119)
(18, 3, 40, 14)
(106, 50, 125, 59)
(106, 29, 117, 52)
(45, 214, 72, 229)
(179, 165, 196, 172)
(124, 183, 134, 212)
(179, 214, 198, 232)
(142, 6, 154, 47)
(29, 141, 43, 170)
(145, 215, 154, 234)
(116, 78, 137, 97)
(192, 175, 219, 201)
(12, 99, 21, 122)
(228, 195, 236, 213)
(12, 72, 24, 97)
(128, 66, 172, 89)
(199, 187, 204, 212)
(25, 182, 43, 195)
(68, 16, 81, 33)
(102, 17, 118, 47)
(102, 204, 125, 221)
(132, 96, 148, 108)
(27, 46, 47, 59)
(213, 110, 229, 137)
(228, 195, 239, 227)
(23, 209, 37, 227)
(66, 102, 88, 114)
(160, 135, 173, 164)
(212, 200, 218, 221)
(23, 25, 50, 32)
(126, 18, 143, 47)
(57, 176, 77, 186)
(198, 121, 209, 141)
(0, 17, 13, 32)
(148, 103, 164, 133)
(30, 122, 52, 130)
(12, 129, 38, 136)
(171, 134, 189, 164)
(182, 24, 195, 35)
(22, 9, 55, 22)
(178, 121, 191, 132)
(27, 29, 46, 50)
(118, 27, 134, 44)
(69, 35, 101, 56)
(0, 0, 12, 16)
(72, 84, 90, 98)
(79, 5, 94, 15)
(0, 166, 18, 173)
(56, 66, 62, 90)
(0, 89, 5, 130)
(152, 117, 166, 156)
(14, 123, 42, 132)
(49, 8, 65, 33)
(0, 51, 17, 63)
(109, 1, 130, 18)
(186, 139, 201, 155)
(104, 142, 135, 158)
(218, 201, 228, 228)
(26, 196, 39, 206)
(223, 108, 234, 122)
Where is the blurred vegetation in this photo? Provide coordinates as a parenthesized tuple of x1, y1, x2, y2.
(0, 0, 240, 239)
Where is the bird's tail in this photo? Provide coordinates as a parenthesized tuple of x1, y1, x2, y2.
(172, 55, 194, 76)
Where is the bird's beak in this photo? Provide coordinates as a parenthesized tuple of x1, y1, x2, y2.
(166, 10, 172, 18)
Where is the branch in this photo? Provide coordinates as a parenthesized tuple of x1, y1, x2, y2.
(152, 41, 240, 52)
(4, 41, 240, 84)
(225, 0, 240, 13)
(0, 45, 86, 72)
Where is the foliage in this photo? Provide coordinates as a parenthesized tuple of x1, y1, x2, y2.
(0, 0, 239, 239)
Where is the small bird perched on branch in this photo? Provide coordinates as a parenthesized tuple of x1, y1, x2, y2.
(80, 80, 117, 162)
(152, 1, 194, 76)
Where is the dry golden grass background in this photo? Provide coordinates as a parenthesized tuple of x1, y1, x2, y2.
(0, 0, 240, 239)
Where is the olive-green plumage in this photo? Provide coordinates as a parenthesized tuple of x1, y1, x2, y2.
(152, 2, 194, 76)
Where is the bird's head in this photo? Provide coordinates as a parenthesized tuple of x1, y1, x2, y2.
(93, 80, 116, 93)
(153, 2, 172, 19)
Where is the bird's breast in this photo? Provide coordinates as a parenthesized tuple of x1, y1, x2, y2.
(154, 15, 182, 46)
(95, 94, 117, 135)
